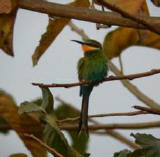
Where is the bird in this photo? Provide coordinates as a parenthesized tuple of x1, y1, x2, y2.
(72, 39, 108, 134)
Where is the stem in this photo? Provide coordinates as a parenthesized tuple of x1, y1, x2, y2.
(24, 134, 64, 157)
(32, 68, 160, 88)
(19, 0, 160, 31)
(60, 121, 160, 131)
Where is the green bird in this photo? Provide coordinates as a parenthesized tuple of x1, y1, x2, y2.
(72, 39, 108, 133)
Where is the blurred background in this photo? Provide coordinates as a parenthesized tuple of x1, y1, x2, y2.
(0, 0, 160, 156)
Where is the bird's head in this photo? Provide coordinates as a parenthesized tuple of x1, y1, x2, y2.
(72, 39, 102, 53)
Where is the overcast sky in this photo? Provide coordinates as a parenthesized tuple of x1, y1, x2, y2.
(0, 0, 160, 157)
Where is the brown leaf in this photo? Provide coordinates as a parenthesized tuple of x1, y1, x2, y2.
(32, 0, 90, 66)
(0, 0, 12, 14)
(103, 27, 139, 59)
(0, 91, 47, 157)
(103, 27, 160, 60)
(0, 0, 18, 56)
(95, 0, 149, 15)
(102, 0, 150, 59)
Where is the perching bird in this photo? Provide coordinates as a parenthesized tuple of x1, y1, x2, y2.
(72, 39, 108, 133)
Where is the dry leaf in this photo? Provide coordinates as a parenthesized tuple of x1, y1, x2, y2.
(0, 0, 18, 56)
(0, 91, 47, 157)
(103, 0, 150, 59)
(103, 27, 139, 59)
(32, 0, 90, 66)
(0, 0, 12, 14)
(95, 0, 149, 15)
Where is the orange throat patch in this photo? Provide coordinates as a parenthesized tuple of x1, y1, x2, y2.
(82, 45, 96, 52)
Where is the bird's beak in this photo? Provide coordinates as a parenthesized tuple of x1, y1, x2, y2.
(71, 40, 85, 45)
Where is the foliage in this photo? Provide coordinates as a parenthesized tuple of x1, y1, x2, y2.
(19, 87, 87, 157)
(114, 133, 160, 157)
(0, 0, 160, 156)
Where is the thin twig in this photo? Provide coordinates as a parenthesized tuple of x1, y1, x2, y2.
(118, 55, 124, 74)
(57, 111, 148, 123)
(60, 121, 160, 131)
(134, 105, 160, 115)
(32, 68, 160, 88)
(98, 0, 160, 34)
(68, 21, 90, 41)
(56, 97, 140, 149)
(92, 130, 141, 149)
(109, 62, 160, 110)
(23, 133, 64, 157)
(19, 0, 160, 31)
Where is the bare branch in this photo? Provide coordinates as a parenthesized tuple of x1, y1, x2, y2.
(68, 21, 90, 41)
(19, 0, 160, 31)
(98, 0, 160, 34)
(109, 62, 160, 110)
(93, 130, 141, 149)
(134, 105, 160, 115)
(24, 133, 64, 157)
(32, 68, 160, 88)
(57, 111, 148, 123)
(60, 121, 160, 131)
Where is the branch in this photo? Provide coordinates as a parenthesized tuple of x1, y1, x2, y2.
(98, 0, 160, 34)
(23, 133, 64, 157)
(19, 0, 160, 31)
(60, 121, 160, 131)
(32, 68, 160, 88)
(57, 111, 148, 123)
(109, 62, 160, 110)
(68, 21, 90, 41)
(93, 130, 141, 149)
(134, 105, 160, 115)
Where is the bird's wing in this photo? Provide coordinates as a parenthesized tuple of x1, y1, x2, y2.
(77, 57, 85, 81)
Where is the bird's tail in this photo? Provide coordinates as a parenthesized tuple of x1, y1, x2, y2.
(78, 92, 90, 134)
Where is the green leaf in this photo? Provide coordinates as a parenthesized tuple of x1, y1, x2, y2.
(40, 87, 54, 113)
(114, 149, 131, 157)
(18, 101, 43, 114)
(55, 103, 89, 155)
(43, 113, 84, 157)
(9, 153, 28, 157)
(131, 133, 160, 157)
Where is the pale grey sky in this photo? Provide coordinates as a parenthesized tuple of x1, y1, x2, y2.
(0, 0, 160, 156)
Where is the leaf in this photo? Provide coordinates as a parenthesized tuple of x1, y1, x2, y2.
(94, 0, 149, 15)
(19, 87, 53, 115)
(40, 87, 54, 113)
(151, 0, 160, 7)
(103, 26, 160, 60)
(55, 103, 89, 155)
(114, 133, 160, 157)
(103, 27, 139, 59)
(9, 153, 28, 157)
(0, 0, 12, 14)
(102, 0, 150, 59)
(131, 133, 160, 157)
(114, 149, 131, 157)
(18, 101, 43, 114)
(43, 113, 84, 157)
(32, 0, 90, 66)
(0, 90, 47, 157)
(0, 0, 18, 56)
